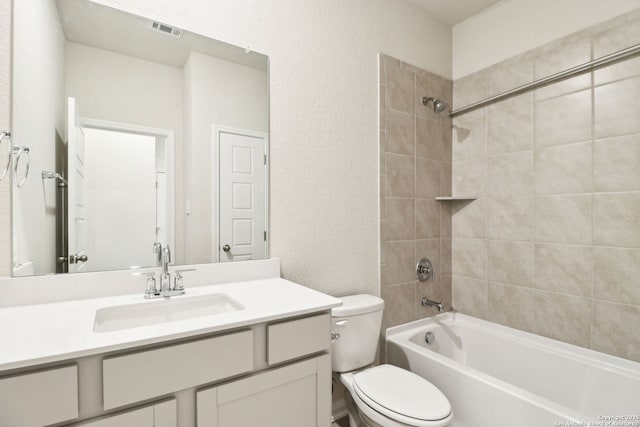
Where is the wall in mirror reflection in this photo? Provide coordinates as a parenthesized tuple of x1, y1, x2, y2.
(12, 0, 269, 276)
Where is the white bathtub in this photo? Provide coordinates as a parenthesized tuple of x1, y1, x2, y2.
(386, 312, 640, 427)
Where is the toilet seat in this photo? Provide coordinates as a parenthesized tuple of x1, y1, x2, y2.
(352, 365, 452, 427)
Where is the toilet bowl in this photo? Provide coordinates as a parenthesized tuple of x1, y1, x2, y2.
(331, 295, 452, 427)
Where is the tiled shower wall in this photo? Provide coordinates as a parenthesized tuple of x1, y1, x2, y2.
(379, 54, 453, 330)
(451, 10, 640, 362)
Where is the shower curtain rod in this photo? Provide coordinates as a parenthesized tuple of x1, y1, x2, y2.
(449, 42, 640, 118)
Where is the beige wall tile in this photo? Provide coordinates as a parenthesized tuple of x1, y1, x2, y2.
(416, 238, 440, 273)
(534, 142, 592, 195)
(380, 175, 386, 220)
(534, 244, 592, 297)
(593, 15, 640, 85)
(382, 241, 415, 286)
(386, 198, 415, 241)
(379, 55, 453, 323)
(486, 197, 533, 241)
(487, 151, 534, 198)
(535, 89, 592, 147)
(416, 117, 444, 160)
(534, 39, 592, 100)
(385, 109, 414, 155)
(487, 240, 533, 287)
(595, 55, 640, 88)
(592, 301, 640, 362)
(385, 64, 415, 114)
(440, 162, 452, 196)
(416, 199, 440, 239)
(381, 282, 416, 329)
(487, 282, 536, 333)
(594, 134, 640, 192)
(594, 193, 640, 248)
(452, 238, 486, 279)
(416, 275, 452, 318)
(487, 95, 534, 154)
(415, 158, 440, 198)
(442, 118, 453, 161)
(452, 199, 485, 238)
(416, 71, 451, 121)
(452, 109, 486, 161)
(594, 246, 640, 306)
(452, 71, 487, 109)
(379, 130, 386, 174)
(594, 76, 640, 138)
(380, 220, 386, 265)
(452, 158, 485, 197)
(534, 290, 591, 347)
(452, 276, 487, 318)
(386, 153, 414, 198)
(441, 238, 452, 275)
(379, 85, 386, 130)
(440, 202, 452, 238)
(487, 58, 533, 97)
(535, 195, 592, 245)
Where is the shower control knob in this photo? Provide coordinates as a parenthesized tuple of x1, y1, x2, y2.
(222, 244, 231, 252)
(416, 258, 434, 281)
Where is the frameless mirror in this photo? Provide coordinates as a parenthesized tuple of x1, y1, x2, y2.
(11, 0, 269, 276)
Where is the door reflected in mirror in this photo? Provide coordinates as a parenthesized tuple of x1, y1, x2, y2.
(11, 0, 269, 276)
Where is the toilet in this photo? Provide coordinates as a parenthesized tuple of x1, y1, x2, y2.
(332, 294, 452, 427)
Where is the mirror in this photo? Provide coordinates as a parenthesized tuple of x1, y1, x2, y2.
(10, 0, 269, 276)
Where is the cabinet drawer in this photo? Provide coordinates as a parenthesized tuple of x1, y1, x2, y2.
(0, 364, 78, 427)
(73, 399, 176, 427)
(267, 313, 330, 365)
(103, 330, 253, 409)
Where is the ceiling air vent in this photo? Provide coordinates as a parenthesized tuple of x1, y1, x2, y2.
(147, 21, 184, 38)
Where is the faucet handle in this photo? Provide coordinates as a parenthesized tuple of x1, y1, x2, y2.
(173, 268, 195, 291)
(133, 271, 159, 298)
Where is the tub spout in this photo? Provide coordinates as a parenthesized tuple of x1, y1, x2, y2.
(421, 297, 445, 312)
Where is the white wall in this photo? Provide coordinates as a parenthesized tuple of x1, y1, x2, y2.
(0, 0, 11, 277)
(183, 52, 268, 264)
(452, 0, 640, 79)
(11, 0, 65, 275)
(92, 0, 452, 296)
(83, 129, 157, 271)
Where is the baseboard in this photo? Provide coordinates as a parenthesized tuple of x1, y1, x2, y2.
(331, 398, 348, 422)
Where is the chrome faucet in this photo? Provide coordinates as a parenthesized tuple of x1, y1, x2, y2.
(153, 241, 163, 267)
(421, 297, 445, 312)
(138, 245, 195, 298)
(160, 245, 172, 292)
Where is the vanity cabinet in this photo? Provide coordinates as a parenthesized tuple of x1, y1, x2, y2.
(0, 365, 78, 427)
(0, 311, 332, 427)
(73, 399, 176, 427)
(197, 354, 331, 427)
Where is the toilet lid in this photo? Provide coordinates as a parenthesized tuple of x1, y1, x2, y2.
(353, 365, 451, 424)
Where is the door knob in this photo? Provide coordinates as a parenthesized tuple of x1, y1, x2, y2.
(68, 254, 89, 264)
(222, 244, 231, 252)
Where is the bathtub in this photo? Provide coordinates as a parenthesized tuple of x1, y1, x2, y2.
(386, 312, 640, 427)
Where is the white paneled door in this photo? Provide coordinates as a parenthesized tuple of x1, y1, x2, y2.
(66, 97, 89, 273)
(217, 128, 267, 262)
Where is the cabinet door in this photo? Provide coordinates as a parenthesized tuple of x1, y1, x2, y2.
(197, 355, 331, 427)
(73, 399, 176, 427)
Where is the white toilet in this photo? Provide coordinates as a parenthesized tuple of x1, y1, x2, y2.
(332, 294, 452, 427)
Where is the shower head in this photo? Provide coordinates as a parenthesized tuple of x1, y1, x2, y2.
(422, 97, 448, 113)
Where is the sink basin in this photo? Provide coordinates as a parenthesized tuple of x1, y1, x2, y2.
(93, 293, 244, 333)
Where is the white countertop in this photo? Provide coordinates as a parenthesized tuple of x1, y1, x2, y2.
(0, 277, 342, 371)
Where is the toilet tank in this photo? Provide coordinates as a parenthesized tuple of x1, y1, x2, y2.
(331, 294, 384, 373)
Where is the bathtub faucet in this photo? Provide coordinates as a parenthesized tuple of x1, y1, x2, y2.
(421, 297, 445, 312)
